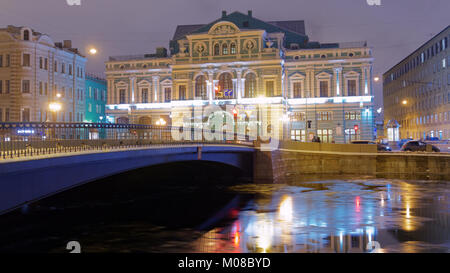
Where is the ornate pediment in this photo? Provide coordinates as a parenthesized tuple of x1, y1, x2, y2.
(208, 21, 240, 35)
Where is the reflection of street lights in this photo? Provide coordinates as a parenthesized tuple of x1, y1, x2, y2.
(49, 102, 62, 122)
(155, 117, 166, 126)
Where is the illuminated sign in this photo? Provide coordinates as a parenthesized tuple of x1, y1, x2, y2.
(17, 129, 35, 135)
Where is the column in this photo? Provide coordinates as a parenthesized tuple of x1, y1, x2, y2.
(236, 69, 242, 101)
(207, 71, 214, 103)
(362, 66, 369, 96)
(334, 67, 342, 97)
(152, 76, 160, 102)
(130, 77, 136, 104)
(107, 79, 112, 104)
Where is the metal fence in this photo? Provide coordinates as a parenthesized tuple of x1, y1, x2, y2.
(0, 122, 254, 160)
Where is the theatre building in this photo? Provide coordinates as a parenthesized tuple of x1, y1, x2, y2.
(105, 10, 374, 143)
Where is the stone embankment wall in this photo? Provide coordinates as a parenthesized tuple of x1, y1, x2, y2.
(254, 141, 450, 183)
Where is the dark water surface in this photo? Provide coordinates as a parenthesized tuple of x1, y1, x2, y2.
(0, 163, 449, 253)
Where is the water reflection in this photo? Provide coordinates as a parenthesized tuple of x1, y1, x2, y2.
(193, 179, 450, 253)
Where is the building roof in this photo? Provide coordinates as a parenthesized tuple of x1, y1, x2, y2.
(169, 11, 318, 54)
(383, 25, 450, 77)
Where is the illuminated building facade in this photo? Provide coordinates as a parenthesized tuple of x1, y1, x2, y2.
(85, 74, 107, 123)
(383, 25, 450, 141)
(105, 11, 374, 143)
(0, 25, 87, 123)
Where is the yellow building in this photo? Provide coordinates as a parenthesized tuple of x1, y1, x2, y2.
(106, 11, 374, 143)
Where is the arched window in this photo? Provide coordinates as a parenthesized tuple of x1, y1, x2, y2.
(222, 43, 228, 55)
(214, 43, 220, 55)
(218, 73, 233, 99)
(23, 30, 30, 41)
(230, 43, 236, 54)
(244, 73, 256, 98)
(195, 75, 207, 99)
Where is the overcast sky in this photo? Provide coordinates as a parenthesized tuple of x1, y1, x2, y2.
(1, 0, 449, 109)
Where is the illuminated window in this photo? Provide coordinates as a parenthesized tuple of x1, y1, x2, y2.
(244, 73, 256, 98)
(265, 80, 274, 97)
(222, 43, 228, 55)
(317, 129, 333, 143)
(230, 43, 236, 54)
(317, 111, 332, 121)
(291, 129, 306, 142)
(195, 75, 207, 99)
(218, 73, 233, 99)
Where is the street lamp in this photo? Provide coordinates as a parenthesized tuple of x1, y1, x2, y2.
(374, 76, 380, 82)
(402, 100, 408, 105)
(89, 48, 98, 55)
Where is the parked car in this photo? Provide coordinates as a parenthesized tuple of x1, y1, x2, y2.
(351, 140, 392, 151)
(398, 138, 413, 148)
(401, 140, 440, 152)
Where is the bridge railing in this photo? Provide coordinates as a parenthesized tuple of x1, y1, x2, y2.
(0, 122, 255, 160)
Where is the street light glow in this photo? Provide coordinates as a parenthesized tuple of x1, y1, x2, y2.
(374, 76, 380, 82)
(402, 100, 408, 105)
(89, 48, 98, 55)
(49, 102, 62, 112)
(155, 118, 166, 126)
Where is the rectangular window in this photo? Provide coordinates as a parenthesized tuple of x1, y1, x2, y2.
(0, 80, 2, 94)
(23, 53, 30, 67)
(317, 129, 333, 143)
(179, 85, 186, 100)
(142, 88, 148, 103)
(22, 108, 30, 122)
(265, 81, 274, 97)
(45, 82, 48, 95)
(290, 129, 306, 142)
(61, 63, 65, 74)
(39, 81, 43, 95)
(290, 112, 306, 121)
(0, 108, 2, 122)
(5, 80, 10, 93)
(44, 58, 48, 70)
(54, 61, 58, 72)
(319, 81, 328, 97)
(22, 80, 30, 93)
(293, 82, 302, 98)
(348, 80, 357, 96)
(0, 55, 2, 67)
(39, 57, 43, 69)
(5, 55, 9, 67)
(5, 108, 10, 122)
(88, 103, 92, 112)
(119, 89, 126, 104)
(317, 112, 332, 121)
(69, 64, 72, 75)
(345, 111, 361, 120)
(165, 88, 171, 102)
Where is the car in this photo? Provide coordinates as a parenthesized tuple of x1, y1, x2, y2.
(350, 140, 392, 151)
(401, 140, 440, 152)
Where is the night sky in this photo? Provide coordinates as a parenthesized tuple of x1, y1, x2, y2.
(1, 0, 449, 109)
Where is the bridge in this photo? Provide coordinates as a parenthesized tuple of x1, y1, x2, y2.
(1, 122, 450, 216)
